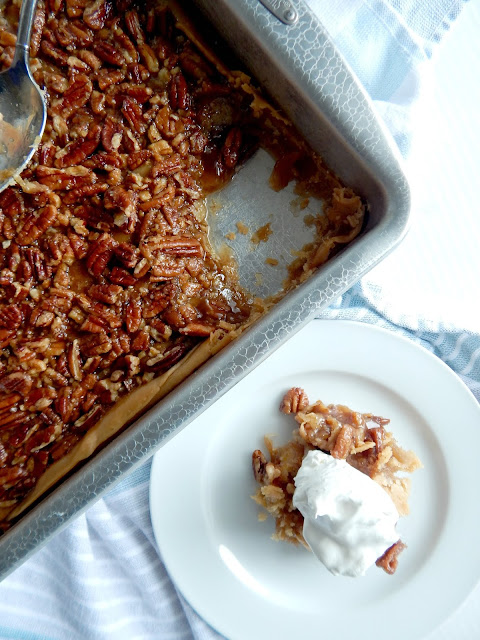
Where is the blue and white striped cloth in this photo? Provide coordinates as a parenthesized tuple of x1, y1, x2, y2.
(0, 1, 474, 639)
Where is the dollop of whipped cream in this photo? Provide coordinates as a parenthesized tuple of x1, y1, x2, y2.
(293, 450, 400, 577)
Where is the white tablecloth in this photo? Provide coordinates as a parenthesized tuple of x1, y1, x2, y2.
(1, 1, 480, 638)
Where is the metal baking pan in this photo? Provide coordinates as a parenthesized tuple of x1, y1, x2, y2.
(0, 0, 410, 579)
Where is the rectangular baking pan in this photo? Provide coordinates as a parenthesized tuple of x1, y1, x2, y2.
(0, 0, 410, 579)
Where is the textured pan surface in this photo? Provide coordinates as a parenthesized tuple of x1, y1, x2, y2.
(0, 0, 409, 579)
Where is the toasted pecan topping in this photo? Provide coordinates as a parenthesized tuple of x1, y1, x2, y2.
(0, 0, 257, 518)
(0, 0, 365, 526)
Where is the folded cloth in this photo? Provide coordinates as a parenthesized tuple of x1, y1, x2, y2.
(306, 0, 467, 154)
(0, 2, 473, 640)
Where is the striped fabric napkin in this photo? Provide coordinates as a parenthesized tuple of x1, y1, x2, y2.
(0, 1, 472, 639)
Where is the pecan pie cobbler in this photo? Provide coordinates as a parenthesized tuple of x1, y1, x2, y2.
(252, 388, 422, 574)
(0, 0, 365, 527)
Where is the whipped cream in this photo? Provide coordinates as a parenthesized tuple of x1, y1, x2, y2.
(293, 450, 400, 577)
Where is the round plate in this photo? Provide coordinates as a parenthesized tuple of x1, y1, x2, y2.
(149, 320, 480, 640)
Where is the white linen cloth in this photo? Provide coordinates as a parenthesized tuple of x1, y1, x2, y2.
(0, 1, 475, 639)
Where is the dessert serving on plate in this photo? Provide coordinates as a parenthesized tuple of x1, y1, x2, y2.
(252, 388, 422, 576)
(0, 1, 365, 528)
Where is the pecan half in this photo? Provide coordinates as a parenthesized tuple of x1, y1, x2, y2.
(86, 233, 116, 276)
(0, 304, 23, 329)
(222, 127, 242, 169)
(83, 0, 109, 30)
(17, 205, 57, 246)
(0, 372, 33, 396)
(92, 40, 124, 66)
(169, 73, 190, 111)
(252, 449, 267, 483)
(280, 387, 309, 414)
(331, 425, 354, 459)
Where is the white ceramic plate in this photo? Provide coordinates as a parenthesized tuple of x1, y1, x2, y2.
(149, 320, 480, 640)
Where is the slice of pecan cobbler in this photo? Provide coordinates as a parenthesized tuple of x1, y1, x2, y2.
(252, 388, 422, 574)
(0, 0, 365, 527)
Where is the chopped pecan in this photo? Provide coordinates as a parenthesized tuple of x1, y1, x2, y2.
(93, 39, 124, 66)
(86, 151, 125, 170)
(63, 182, 108, 204)
(0, 329, 15, 348)
(138, 43, 158, 74)
(57, 75, 93, 119)
(73, 404, 104, 432)
(40, 40, 69, 66)
(30, 308, 55, 327)
(49, 433, 80, 461)
(17, 205, 57, 246)
(146, 341, 193, 373)
(0, 30, 16, 48)
(124, 9, 144, 43)
(114, 83, 153, 105)
(25, 247, 50, 281)
(152, 153, 183, 177)
(25, 425, 59, 454)
(83, 0, 110, 30)
(127, 149, 152, 171)
(78, 48, 102, 70)
(80, 331, 112, 357)
(97, 68, 126, 90)
(85, 233, 116, 276)
(179, 322, 214, 337)
(68, 339, 83, 381)
(113, 242, 139, 269)
(108, 266, 136, 286)
(0, 466, 28, 487)
(121, 96, 146, 135)
(66, 0, 89, 18)
(24, 388, 57, 412)
(222, 127, 242, 169)
(0, 372, 33, 396)
(125, 297, 142, 333)
(252, 449, 268, 483)
(89, 283, 122, 304)
(90, 90, 106, 115)
(126, 62, 150, 83)
(54, 138, 99, 168)
(367, 425, 386, 453)
(103, 185, 137, 216)
(280, 388, 309, 414)
(0, 304, 23, 329)
(169, 73, 190, 111)
(376, 541, 406, 575)
(30, 4, 46, 56)
(0, 393, 21, 411)
(113, 27, 138, 62)
(150, 236, 203, 257)
(331, 425, 355, 459)
(67, 55, 90, 71)
(0, 269, 14, 286)
(36, 166, 91, 191)
(68, 20, 95, 46)
(138, 185, 175, 211)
